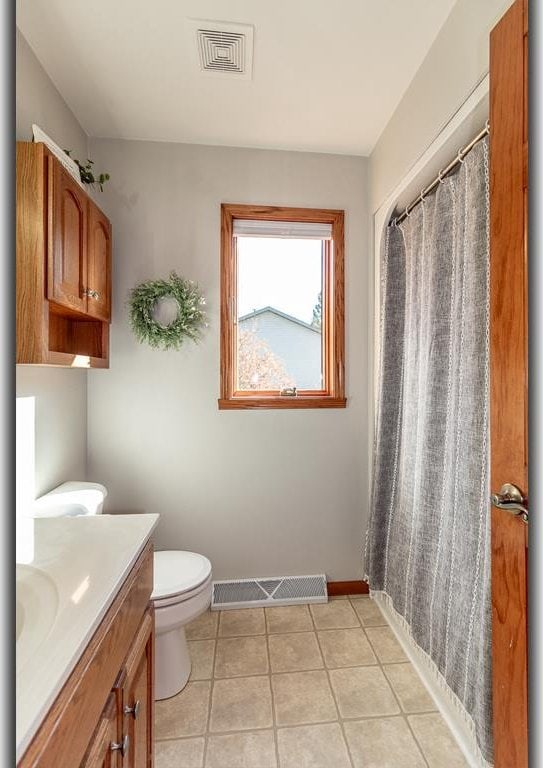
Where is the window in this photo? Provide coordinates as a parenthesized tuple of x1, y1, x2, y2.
(219, 204, 346, 409)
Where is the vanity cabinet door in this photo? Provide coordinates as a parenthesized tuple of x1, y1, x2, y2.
(47, 156, 88, 314)
(122, 611, 154, 768)
(80, 694, 120, 768)
(87, 200, 112, 322)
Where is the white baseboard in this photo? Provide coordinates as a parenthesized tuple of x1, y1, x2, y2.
(371, 590, 492, 768)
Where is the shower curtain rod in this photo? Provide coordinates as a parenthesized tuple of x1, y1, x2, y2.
(391, 120, 490, 227)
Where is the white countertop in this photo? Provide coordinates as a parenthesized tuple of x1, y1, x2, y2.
(16, 513, 159, 762)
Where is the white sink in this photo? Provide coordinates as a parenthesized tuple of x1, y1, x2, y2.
(16, 565, 59, 667)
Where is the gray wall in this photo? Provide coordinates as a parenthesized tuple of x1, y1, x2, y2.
(86, 138, 368, 580)
(369, 0, 513, 213)
(16, 29, 87, 159)
(16, 28, 88, 496)
(19, 0, 509, 576)
(15, 368, 88, 498)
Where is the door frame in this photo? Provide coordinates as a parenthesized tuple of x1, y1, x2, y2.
(489, 0, 529, 765)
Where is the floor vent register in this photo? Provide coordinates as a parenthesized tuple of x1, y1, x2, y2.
(211, 574, 327, 610)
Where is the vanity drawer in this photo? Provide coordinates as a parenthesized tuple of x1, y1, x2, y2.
(19, 542, 153, 768)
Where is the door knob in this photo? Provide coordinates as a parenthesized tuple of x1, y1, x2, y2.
(491, 483, 528, 523)
(124, 700, 140, 719)
(110, 734, 129, 757)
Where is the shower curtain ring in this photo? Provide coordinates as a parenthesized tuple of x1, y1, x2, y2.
(438, 169, 445, 184)
(485, 119, 490, 133)
(419, 189, 425, 204)
(457, 149, 465, 164)
(404, 206, 410, 219)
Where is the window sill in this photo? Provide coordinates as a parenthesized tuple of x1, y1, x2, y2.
(218, 396, 347, 410)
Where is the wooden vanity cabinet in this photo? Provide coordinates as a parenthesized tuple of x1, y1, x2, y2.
(82, 612, 153, 768)
(16, 141, 111, 367)
(18, 544, 155, 768)
(121, 612, 154, 768)
(80, 694, 120, 768)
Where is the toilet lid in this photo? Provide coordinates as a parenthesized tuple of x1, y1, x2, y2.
(152, 550, 212, 600)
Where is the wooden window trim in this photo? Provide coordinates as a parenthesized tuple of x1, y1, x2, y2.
(219, 203, 346, 410)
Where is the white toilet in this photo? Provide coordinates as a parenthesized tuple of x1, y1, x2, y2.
(30, 482, 213, 701)
(152, 551, 212, 699)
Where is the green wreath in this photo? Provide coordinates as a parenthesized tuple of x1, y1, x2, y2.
(128, 272, 207, 350)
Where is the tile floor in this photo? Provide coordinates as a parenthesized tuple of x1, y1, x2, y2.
(154, 596, 469, 768)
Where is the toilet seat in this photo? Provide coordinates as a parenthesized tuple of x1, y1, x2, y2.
(152, 550, 212, 603)
(153, 572, 212, 609)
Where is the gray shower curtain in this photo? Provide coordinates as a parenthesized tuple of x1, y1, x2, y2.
(366, 138, 492, 766)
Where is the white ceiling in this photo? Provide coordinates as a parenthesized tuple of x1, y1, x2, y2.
(16, 0, 456, 156)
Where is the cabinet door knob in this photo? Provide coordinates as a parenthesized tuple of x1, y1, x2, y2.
(83, 288, 101, 300)
(124, 700, 140, 719)
(110, 734, 129, 757)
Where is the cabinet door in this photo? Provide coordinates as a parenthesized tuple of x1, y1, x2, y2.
(80, 694, 120, 768)
(122, 611, 154, 768)
(87, 200, 112, 321)
(48, 156, 88, 313)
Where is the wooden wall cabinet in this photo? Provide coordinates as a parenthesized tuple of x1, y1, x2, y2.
(17, 141, 112, 367)
(18, 544, 155, 768)
(86, 201, 112, 322)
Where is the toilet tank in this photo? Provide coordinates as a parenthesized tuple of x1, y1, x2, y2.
(32, 481, 108, 518)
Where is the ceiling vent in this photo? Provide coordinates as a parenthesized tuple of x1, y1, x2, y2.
(190, 20, 254, 80)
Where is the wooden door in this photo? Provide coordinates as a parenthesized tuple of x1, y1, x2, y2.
(48, 156, 88, 314)
(87, 200, 112, 322)
(80, 694, 120, 768)
(122, 612, 154, 768)
(489, 0, 528, 766)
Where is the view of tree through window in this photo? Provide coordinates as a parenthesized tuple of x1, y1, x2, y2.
(236, 236, 324, 391)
